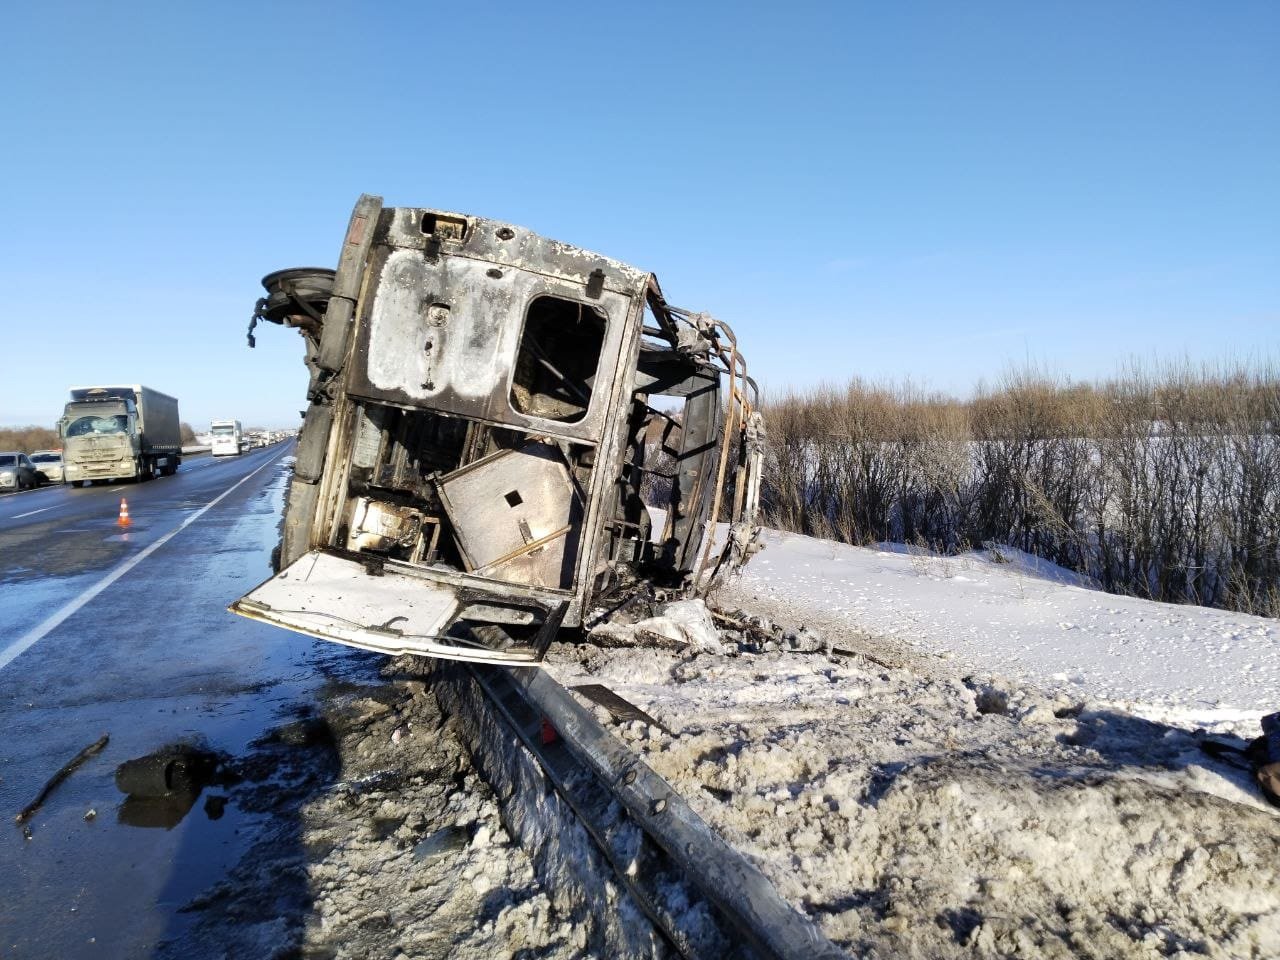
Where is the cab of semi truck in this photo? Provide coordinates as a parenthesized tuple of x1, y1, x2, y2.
(60, 389, 140, 485)
(210, 419, 243, 456)
(232, 195, 764, 664)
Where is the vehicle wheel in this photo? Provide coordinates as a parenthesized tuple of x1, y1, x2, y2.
(115, 748, 216, 798)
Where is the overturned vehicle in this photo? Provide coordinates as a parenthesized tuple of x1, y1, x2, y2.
(232, 195, 763, 664)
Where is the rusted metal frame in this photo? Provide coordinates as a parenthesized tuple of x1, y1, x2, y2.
(662, 369, 723, 574)
(317, 396, 364, 551)
(360, 551, 572, 605)
(731, 430, 749, 523)
(645, 275, 683, 348)
(318, 193, 383, 373)
(692, 341, 742, 586)
(309, 251, 383, 555)
(284, 200, 381, 565)
(709, 324, 757, 529)
(570, 286, 648, 615)
(689, 313, 761, 585)
(475, 525, 573, 575)
(726, 343, 755, 525)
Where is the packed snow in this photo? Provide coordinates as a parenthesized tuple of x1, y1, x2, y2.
(537, 526, 1280, 958)
(717, 529, 1280, 736)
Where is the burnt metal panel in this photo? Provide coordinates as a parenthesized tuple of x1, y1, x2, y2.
(435, 442, 583, 590)
(346, 245, 634, 444)
(380, 207, 651, 293)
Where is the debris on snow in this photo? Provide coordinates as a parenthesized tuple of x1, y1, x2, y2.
(545, 571, 1280, 959)
(590, 598, 726, 655)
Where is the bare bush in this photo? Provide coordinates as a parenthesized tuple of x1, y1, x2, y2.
(0, 425, 60, 453)
(760, 363, 1280, 616)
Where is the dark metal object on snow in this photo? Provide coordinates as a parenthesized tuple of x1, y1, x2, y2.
(571, 683, 668, 731)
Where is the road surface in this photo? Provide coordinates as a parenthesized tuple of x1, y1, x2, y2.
(0, 443, 372, 958)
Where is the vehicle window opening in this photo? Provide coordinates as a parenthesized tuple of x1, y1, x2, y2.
(509, 296, 607, 424)
(420, 212, 467, 241)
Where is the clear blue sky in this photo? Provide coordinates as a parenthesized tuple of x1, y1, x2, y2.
(2, 1, 1276, 428)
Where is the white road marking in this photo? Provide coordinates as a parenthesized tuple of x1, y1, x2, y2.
(8, 506, 58, 519)
(0, 449, 290, 672)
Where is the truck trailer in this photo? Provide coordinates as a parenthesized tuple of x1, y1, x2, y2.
(232, 195, 763, 665)
(60, 385, 182, 486)
(210, 419, 244, 456)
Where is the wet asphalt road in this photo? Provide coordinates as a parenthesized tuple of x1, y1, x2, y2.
(0, 443, 362, 958)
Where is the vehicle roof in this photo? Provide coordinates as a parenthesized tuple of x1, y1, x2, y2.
(68, 385, 178, 403)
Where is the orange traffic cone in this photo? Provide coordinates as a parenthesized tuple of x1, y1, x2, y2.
(117, 498, 132, 528)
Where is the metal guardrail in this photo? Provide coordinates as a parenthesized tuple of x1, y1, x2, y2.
(456, 664, 847, 960)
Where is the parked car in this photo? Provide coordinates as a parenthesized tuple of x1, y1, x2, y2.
(0, 452, 41, 491)
(30, 450, 64, 484)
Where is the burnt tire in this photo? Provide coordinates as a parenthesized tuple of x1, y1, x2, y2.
(115, 751, 212, 798)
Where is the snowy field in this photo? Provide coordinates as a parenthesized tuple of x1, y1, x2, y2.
(720, 529, 1279, 737)
(542, 525, 1280, 958)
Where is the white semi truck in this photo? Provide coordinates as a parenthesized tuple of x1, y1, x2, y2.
(210, 419, 244, 456)
(60, 385, 182, 486)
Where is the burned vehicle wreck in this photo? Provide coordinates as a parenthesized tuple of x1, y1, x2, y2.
(233, 194, 763, 664)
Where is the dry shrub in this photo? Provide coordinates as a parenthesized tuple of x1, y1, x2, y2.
(760, 362, 1280, 616)
(0, 425, 60, 453)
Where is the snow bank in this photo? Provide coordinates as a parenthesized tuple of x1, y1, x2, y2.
(544, 637, 1280, 959)
(718, 529, 1279, 736)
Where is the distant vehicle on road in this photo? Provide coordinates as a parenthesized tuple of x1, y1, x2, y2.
(210, 419, 244, 456)
(60, 385, 182, 486)
(0, 452, 41, 491)
(30, 450, 64, 484)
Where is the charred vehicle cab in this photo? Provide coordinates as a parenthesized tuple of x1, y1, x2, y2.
(233, 195, 763, 664)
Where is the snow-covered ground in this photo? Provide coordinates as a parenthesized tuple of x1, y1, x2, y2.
(540, 525, 1280, 958)
(718, 530, 1279, 737)
(172, 525, 1280, 958)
